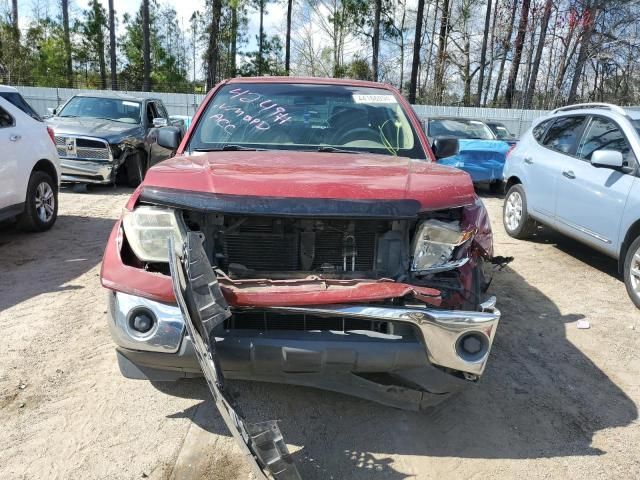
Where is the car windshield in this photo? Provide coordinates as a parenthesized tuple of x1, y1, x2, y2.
(187, 83, 427, 159)
(491, 125, 513, 139)
(58, 96, 141, 124)
(428, 119, 495, 140)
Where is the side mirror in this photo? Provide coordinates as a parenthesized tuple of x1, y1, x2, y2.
(153, 117, 168, 128)
(432, 137, 459, 159)
(591, 150, 623, 169)
(156, 126, 181, 150)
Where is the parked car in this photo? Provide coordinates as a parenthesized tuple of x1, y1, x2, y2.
(502, 103, 640, 308)
(100, 77, 501, 477)
(45, 93, 178, 187)
(0, 86, 60, 231)
(486, 121, 518, 145)
(426, 117, 511, 191)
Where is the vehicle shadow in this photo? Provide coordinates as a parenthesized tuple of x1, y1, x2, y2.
(154, 265, 637, 479)
(524, 225, 621, 280)
(0, 213, 116, 312)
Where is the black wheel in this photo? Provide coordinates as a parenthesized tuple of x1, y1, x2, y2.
(126, 152, 146, 187)
(623, 235, 640, 309)
(17, 171, 58, 232)
(503, 183, 536, 239)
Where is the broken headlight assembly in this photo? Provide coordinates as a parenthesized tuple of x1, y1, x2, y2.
(411, 219, 474, 273)
(122, 206, 185, 263)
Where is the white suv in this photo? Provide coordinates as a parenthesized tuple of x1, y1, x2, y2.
(0, 86, 61, 231)
(503, 103, 640, 307)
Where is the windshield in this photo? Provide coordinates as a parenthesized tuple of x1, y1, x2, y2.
(428, 119, 495, 140)
(491, 124, 513, 139)
(58, 96, 141, 124)
(187, 83, 427, 159)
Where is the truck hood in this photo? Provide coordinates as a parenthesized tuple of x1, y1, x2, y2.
(45, 116, 143, 143)
(142, 150, 476, 211)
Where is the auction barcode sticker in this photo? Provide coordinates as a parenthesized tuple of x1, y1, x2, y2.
(352, 94, 397, 104)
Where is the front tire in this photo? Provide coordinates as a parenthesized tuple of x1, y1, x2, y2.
(17, 171, 58, 232)
(623, 236, 640, 309)
(503, 184, 536, 239)
(126, 152, 146, 188)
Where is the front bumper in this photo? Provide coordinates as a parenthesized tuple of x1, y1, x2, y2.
(108, 289, 500, 409)
(60, 158, 115, 184)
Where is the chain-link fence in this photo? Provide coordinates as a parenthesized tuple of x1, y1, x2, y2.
(12, 85, 549, 135)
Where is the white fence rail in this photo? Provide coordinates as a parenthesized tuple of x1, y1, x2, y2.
(13, 85, 549, 136)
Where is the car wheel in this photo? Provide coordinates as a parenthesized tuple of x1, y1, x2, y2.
(503, 184, 536, 239)
(17, 171, 58, 232)
(623, 235, 640, 309)
(126, 152, 146, 188)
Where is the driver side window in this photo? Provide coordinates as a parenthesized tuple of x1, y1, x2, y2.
(577, 117, 635, 166)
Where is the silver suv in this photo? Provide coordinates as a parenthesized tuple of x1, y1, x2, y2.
(502, 103, 640, 307)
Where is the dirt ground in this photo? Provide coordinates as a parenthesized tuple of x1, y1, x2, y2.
(1, 186, 639, 480)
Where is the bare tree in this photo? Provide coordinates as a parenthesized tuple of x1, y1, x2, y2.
(476, 0, 492, 106)
(568, 2, 602, 103)
(433, 0, 451, 103)
(492, 0, 518, 105)
(482, 0, 499, 105)
(503, 0, 530, 107)
(523, 0, 553, 108)
(11, 0, 18, 41)
(108, 0, 118, 90)
(409, 0, 426, 103)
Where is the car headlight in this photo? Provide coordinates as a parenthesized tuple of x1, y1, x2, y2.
(411, 219, 474, 273)
(122, 206, 185, 262)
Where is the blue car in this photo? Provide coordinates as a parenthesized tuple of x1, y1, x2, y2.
(426, 117, 512, 190)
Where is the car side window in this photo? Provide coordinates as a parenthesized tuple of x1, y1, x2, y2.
(155, 102, 168, 119)
(146, 102, 158, 124)
(542, 116, 586, 154)
(0, 105, 14, 128)
(577, 116, 635, 165)
(532, 119, 552, 142)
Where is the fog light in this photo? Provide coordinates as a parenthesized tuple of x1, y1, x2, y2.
(128, 307, 156, 334)
(462, 335, 482, 355)
(456, 332, 488, 362)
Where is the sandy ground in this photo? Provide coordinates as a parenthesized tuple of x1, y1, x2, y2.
(1, 186, 639, 480)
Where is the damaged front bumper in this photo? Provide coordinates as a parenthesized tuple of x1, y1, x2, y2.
(109, 232, 500, 479)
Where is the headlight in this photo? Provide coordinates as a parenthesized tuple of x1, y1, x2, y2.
(411, 219, 474, 273)
(122, 206, 185, 262)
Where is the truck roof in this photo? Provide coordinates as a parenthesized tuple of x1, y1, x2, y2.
(72, 91, 160, 103)
(224, 76, 397, 90)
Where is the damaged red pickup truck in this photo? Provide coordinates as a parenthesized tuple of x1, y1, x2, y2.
(101, 77, 501, 478)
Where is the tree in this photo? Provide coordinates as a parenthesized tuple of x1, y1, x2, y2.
(206, 0, 222, 88)
(491, 0, 518, 105)
(433, 0, 451, 103)
(408, 0, 425, 103)
(285, 0, 293, 74)
(568, 2, 602, 103)
(108, 0, 118, 90)
(142, 0, 151, 91)
(11, 0, 18, 41)
(503, 0, 530, 107)
(61, 0, 73, 87)
(372, 0, 381, 81)
(523, 0, 552, 108)
(475, 0, 492, 106)
(82, 0, 108, 89)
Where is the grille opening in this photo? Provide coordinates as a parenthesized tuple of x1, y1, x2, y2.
(225, 310, 391, 333)
(218, 216, 392, 275)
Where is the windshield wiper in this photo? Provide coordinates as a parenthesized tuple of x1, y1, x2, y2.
(316, 146, 362, 154)
(194, 145, 265, 152)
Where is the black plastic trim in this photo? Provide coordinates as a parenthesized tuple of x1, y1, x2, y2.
(141, 186, 422, 218)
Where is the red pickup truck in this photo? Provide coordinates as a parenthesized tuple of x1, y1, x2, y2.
(100, 77, 501, 478)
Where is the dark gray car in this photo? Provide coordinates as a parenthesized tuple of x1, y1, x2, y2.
(46, 93, 180, 187)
